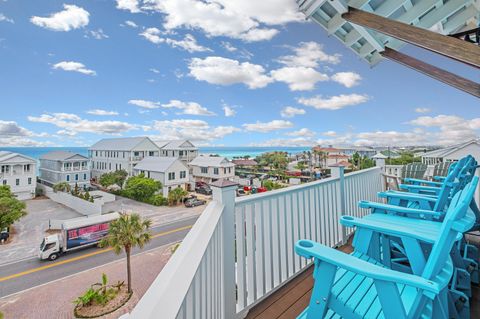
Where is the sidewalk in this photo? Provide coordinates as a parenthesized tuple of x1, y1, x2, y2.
(0, 244, 174, 319)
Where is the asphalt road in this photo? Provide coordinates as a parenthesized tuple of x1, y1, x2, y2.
(0, 215, 198, 298)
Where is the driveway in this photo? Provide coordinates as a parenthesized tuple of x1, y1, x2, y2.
(102, 195, 206, 227)
(0, 198, 82, 266)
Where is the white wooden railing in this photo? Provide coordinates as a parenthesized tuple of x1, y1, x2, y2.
(124, 166, 383, 319)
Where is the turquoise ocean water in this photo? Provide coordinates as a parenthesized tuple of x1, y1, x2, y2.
(0, 146, 311, 161)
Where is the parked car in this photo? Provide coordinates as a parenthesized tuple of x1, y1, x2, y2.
(195, 181, 208, 188)
(185, 198, 206, 207)
(0, 228, 9, 242)
(195, 186, 212, 195)
(183, 194, 198, 203)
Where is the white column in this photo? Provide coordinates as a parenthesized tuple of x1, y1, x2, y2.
(211, 180, 238, 318)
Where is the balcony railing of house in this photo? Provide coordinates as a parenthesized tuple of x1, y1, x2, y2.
(124, 166, 384, 319)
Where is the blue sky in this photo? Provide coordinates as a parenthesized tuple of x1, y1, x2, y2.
(0, 0, 479, 148)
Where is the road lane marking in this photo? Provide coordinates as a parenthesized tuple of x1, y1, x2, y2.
(0, 225, 192, 283)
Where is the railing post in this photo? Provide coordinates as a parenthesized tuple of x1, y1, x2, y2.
(329, 164, 346, 244)
(211, 180, 238, 319)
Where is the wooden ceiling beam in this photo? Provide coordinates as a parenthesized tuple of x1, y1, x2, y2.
(380, 47, 480, 98)
(342, 7, 480, 69)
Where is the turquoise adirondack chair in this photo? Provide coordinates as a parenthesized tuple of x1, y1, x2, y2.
(295, 177, 478, 319)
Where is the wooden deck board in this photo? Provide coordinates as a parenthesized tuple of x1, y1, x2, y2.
(245, 238, 479, 319)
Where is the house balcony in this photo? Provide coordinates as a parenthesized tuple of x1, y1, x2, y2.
(120, 165, 480, 318)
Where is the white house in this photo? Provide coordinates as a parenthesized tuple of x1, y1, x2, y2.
(39, 151, 90, 188)
(0, 151, 36, 200)
(189, 155, 235, 184)
(157, 140, 199, 164)
(421, 139, 480, 165)
(89, 137, 161, 179)
(133, 157, 190, 196)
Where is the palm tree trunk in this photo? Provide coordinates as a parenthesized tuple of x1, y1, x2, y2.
(126, 246, 132, 293)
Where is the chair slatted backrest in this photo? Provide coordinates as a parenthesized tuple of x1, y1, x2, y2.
(433, 162, 452, 178)
(402, 162, 428, 179)
(422, 177, 478, 280)
(432, 160, 464, 212)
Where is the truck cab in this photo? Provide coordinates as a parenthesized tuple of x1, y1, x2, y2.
(39, 234, 61, 261)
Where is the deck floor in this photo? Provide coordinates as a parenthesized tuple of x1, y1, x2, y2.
(246, 240, 480, 319)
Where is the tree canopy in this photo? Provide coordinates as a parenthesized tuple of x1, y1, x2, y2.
(0, 185, 27, 230)
(99, 170, 128, 188)
(123, 174, 161, 201)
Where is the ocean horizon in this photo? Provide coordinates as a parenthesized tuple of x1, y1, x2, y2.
(0, 146, 312, 160)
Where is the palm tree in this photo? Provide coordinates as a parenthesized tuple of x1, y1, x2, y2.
(100, 213, 152, 293)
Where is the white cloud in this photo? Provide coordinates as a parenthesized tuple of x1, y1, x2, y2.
(116, 0, 141, 13)
(223, 105, 236, 117)
(415, 107, 431, 113)
(149, 68, 160, 74)
(31, 4, 89, 32)
(151, 119, 239, 142)
(0, 120, 34, 137)
(162, 99, 216, 116)
(128, 99, 160, 109)
(243, 120, 293, 133)
(322, 130, 337, 137)
(277, 42, 341, 67)
(298, 94, 369, 110)
(87, 109, 119, 116)
(52, 61, 96, 76)
(353, 131, 428, 147)
(271, 67, 329, 91)
(140, 28, 211, 52)
(280, 106, 305, 118)
(221, 41, 237, 52)
(331, 72, 362, 88)
(143, 0, 302, 42)
(189, 56, 273, 89)
(86, 28, 109, 40)
(0, 13, 14, 23)
(285, 128, 315, 137)
(125, 20, 138, 28)
(28, 113, 138, 135)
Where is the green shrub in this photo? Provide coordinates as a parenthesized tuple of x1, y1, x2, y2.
(53, 182, 71, 193)
(124, 174, 162, 202)
(262, 180, 284, 191)
(147, 194, 168, 206)
(74, 273, 121, 308)
(99, 170, 128, 188)
(168, 187, 188, 206)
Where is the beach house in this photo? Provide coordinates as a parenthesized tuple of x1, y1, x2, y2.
(38, 151, 90, 188)
(189, 154, 235, 184)
(0, 151, 36, 200)
(157, 140, 198, 164)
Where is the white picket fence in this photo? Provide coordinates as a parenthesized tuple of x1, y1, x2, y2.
(124, 166, 384, 319)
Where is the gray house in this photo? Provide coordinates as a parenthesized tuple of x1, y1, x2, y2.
(39, 151, 90, 188)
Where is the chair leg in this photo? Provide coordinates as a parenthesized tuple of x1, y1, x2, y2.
(306, 260, 336, 319)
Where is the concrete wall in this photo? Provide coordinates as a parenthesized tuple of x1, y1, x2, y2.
(38, 184, 113, 216)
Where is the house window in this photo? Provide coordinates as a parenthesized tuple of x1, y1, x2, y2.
(2, 180, 6, 185)
(83, 174, 87, 180)
(16, 179, 19, 186)
(201, 167, 208, 174)
(180, 151, 184, 156)
(95, 151, 98, 157)
(180, 171, 186, 179)
(24, 164, 31, 172)
(214, 168, 219, 175)
(134, 152, 139, 157)
(75, 174, 79, 181)
(66, 175, 70, 182)
(1, 165, 9, 173)
(168, 172, 175, 180)
(109, 163, 111, 170)
(119, 164, 122, 170)
(28, 177, 32, 185)
(229, 167, 232, 173)
(224, 168, 226, 174)
(149, 151, 155, 156)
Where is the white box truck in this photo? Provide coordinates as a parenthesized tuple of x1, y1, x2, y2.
(39, 212, 120, 261)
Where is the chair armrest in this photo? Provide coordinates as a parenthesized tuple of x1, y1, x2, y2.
(382, 190, 439, 199)
(434, 176, 446, 182)
(404, 178, 443, 187)
(359, 200, 442, 219)
(295, 239, 440, 296)
(378, 191, 437, 203)
(340, 216, 437, 243)
(399, 184, 441, 195)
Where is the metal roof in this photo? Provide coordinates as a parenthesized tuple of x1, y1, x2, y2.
(156, 140, 198, 151)
(189, 155, 235, 168)
(0, 151, 36, 163)
(297, 0, 480, 65)
(133, 156, 187, 173)
(90, 137, 159, 151)
(40, 151, 88, 161)
(421, 139, 480, 158)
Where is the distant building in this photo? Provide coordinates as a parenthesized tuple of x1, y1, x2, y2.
(380, 150, 401, 159)
(133, 157, 190, 196)
(89, 137, 161, 179)
(157, 140, 198, 164)
(421, 139, 480, 165)
(189, 155, 235, 184)
(39, 151, 90, 188)
(0, 151, 36, 200)
(326, 154, 350, 167)
(231, 159, 258, 168)
(337, 147, 377, 158)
